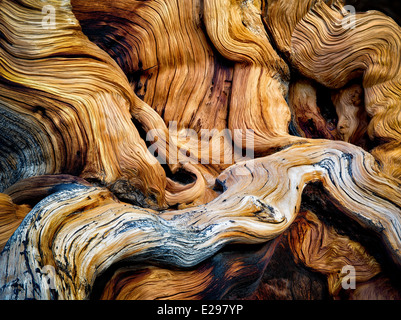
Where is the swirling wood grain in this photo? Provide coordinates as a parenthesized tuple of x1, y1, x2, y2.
(288, 210, 381, 296)
(0, 0, 168, 208)
(1, 141, 401, 299)
(1, 0, 401, 300)
(291, 1, 401, 180)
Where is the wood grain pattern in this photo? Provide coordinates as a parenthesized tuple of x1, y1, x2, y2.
(1, 141, 401, 299)
(291, 1, 401, 179)
(1, 0, 401, 300)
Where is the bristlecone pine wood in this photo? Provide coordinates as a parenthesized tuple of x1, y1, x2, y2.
(1, 0, 401, 300)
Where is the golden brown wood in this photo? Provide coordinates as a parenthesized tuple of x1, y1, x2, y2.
(1, 0, 401, 300)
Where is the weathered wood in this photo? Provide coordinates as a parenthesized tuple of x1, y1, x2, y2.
(291, 1, 401, 179)
(1, 0, 401, 300)
(1, 141, 401, 299)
